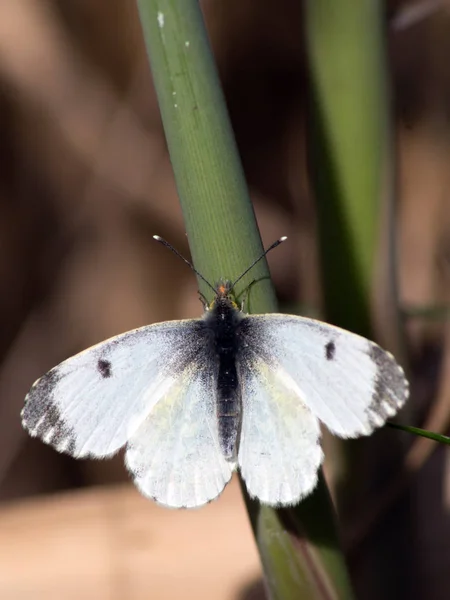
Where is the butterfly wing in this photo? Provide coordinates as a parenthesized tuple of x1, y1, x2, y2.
(125, 365, 234, 508)
(236, 314, 408, 506)
(22, 318, 234, 508)
(21, 319, 209, 458)
(239, 314, 409, 439)
(237, 356, 323, 506)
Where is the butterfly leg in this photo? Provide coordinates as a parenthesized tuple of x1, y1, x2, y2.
(198, 290, 210, 311)
(239, 280, 257, 313)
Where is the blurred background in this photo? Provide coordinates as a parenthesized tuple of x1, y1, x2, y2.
(0, 0, 450, 598)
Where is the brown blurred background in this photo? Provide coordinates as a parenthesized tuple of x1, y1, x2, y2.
(0, 1, 450, 598)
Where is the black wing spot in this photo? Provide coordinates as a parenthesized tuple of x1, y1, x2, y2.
(98, 359, 112, 378)
(325, 341, 336, 361)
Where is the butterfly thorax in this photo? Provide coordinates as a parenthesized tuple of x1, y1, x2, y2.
(203, 284, 244, 461)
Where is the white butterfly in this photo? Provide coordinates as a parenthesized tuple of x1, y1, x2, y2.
(21, 236, 409, 508)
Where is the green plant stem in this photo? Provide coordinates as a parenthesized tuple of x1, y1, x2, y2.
(137, 1, 354, 597)
(136, 0, 273, 305)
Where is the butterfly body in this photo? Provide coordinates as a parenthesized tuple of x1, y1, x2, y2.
(202, 281, 244, 461)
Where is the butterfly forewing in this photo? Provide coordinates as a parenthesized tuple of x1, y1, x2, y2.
(239, 314, 409, 439)
(21, 319, 208, 458)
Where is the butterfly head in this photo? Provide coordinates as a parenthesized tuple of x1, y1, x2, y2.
(209, 280, 239, 311)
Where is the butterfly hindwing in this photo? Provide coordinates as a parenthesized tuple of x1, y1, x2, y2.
(125, 365, 235, 508)
(239, 314, 409, 439)
(238, 355, 323, 506)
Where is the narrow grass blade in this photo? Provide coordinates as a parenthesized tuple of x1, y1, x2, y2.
(388, 422, 450, 445)
(305, 1, 415, 596)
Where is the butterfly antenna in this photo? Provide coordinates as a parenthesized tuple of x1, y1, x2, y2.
(230, 236, 287, 291)
(153, 235, 217, 295)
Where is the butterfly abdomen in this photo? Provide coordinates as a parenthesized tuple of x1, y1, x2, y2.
(205, 297, 243, 461)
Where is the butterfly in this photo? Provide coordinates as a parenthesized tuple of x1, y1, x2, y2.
(21, 236, 409, 508)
